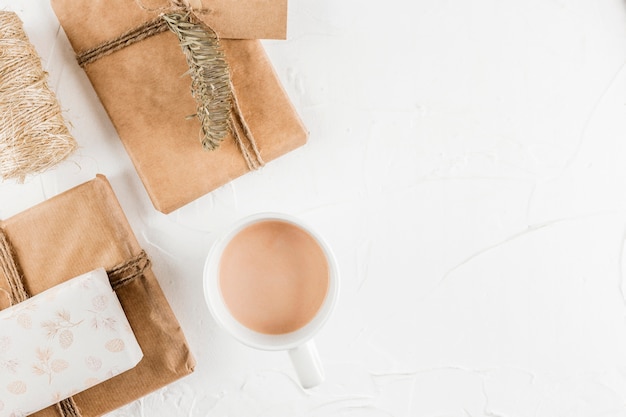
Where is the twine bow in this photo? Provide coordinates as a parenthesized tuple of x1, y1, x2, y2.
(75, 0, 264, 170)
(0, 229, 151, 417)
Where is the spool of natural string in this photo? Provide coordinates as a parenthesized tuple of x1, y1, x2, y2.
(0, 11, 76, 182)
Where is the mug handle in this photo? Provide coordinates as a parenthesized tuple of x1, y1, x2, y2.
(288, 339, 324, 388)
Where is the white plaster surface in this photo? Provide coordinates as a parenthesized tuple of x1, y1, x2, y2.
(2, 0, 626, 415)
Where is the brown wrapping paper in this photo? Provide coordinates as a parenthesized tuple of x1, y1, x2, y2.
(0, 175, 195, 417)
(51, 0, 308, 214)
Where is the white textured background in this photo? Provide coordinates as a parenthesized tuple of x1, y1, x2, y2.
(2, 1, 626, 415)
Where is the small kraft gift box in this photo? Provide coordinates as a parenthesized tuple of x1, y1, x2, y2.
(51, 0, 308, 214)
(0, 175, 195, 416)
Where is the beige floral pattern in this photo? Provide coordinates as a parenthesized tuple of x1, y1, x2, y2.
(1, 304, 37, 325)
(0, 268, 143, 417)
(59, 329, 74, 349)
(31, 348, 69, 384)
(15, 314, 30, 330)
(85, 356, 102, 371)
(41, 309, 82, 339)
(6, 380, 26, 395)
(0, 336, 17, 375)
(91, 295, 108, 311)
(105, 338, 125, 353)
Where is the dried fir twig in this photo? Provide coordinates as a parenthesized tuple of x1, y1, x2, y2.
(162, 11, 232, 151)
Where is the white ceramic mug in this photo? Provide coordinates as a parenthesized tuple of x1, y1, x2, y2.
(203, 213, 339, 388)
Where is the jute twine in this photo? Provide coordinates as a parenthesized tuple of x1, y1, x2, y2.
(0, 228, 151, 417)
(0, 12, 77, 182)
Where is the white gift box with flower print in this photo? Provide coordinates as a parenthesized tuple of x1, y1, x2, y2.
(0, 268, 143, 417)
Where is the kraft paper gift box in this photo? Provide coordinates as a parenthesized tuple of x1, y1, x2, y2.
(0, 175, 195, 417)
(50, 0, 308, 214)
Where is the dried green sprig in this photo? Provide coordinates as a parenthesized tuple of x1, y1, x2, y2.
(162, 11, 232, 151)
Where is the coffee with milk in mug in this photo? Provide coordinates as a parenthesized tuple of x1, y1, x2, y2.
(218, 220, 330, 335)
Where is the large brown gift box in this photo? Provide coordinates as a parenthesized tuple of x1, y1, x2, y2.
(0, 175, 195, 416)
(51, 0, 308, 214)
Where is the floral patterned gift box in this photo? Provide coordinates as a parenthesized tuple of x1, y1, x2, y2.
(0, 268, 143, 417)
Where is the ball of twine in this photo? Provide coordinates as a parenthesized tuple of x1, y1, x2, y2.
(0, 11, 77, 182)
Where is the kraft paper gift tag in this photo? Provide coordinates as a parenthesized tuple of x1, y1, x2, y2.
(51, 0, 308, 214)
(0, 175, 195, 417)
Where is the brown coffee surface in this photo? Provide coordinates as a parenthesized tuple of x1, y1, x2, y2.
(219, 220, 330, 334)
